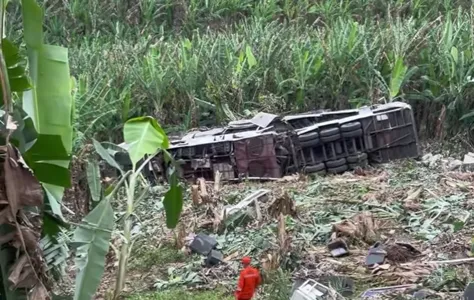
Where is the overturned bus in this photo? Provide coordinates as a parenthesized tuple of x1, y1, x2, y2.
(115, 102, 421, 182)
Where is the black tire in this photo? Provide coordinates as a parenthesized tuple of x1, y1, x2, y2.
(299, 131, 319, 142)
(286, 166, 298, 174)
(304, 163, 326, 174)
(325, 158, 347, 168)
(327, 164, 349, 174)
(300, 137, 321, 148)
(349, 160, 368, 169)
(347, 152, 368, 163)
(320, 127, 340, 137)
(321, 133, 341, 143)
(335, 143, 343, 154)
(341, 128, 363, 138)
(341, 122, 361, 132)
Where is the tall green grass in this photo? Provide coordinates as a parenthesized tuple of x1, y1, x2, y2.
(6, 0, 474, 147)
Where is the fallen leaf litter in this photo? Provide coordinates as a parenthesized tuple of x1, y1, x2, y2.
(91, 159, 474, 299)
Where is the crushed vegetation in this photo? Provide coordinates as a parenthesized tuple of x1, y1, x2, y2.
(86, 154, 474, 299)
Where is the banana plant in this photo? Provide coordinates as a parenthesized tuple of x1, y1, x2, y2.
(0, 0, 74, 299)
(374, 55, 419, 102)
(73, 116, 183, 300)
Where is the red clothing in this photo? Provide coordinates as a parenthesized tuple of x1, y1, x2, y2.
(235, 266, 261, 300)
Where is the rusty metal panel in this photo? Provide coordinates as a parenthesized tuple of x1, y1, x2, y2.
(234, 135, 281, 178)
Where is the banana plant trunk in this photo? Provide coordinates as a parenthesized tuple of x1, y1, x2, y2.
(114, 174, 137, 299)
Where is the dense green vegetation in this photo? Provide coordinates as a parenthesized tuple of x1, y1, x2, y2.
(127, 288, 233, 300)
(8, 0, 474, 146)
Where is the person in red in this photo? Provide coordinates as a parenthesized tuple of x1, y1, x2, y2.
(235, 256, 261, 300)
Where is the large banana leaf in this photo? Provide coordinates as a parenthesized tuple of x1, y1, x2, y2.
(163, 169, 183, 229)
(73, 199, 114, 300)
(86, 160, 101, 202)
(123, 116, 169, 166)
(2, 39, 30, 100)
(123, 117, 182, 228)
(21, 0, 73, 216)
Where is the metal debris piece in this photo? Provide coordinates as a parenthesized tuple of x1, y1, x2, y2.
(360, 284, 417, 298)
(413, 289, 431, 299)
(222, 189, 270, 219)
(205, 250, 223, 267)
(463, 153, 474, 171)
(327, 238, 349, 258)
(250, 112, 279, 128)
(365, 242, 386, 267)
(290, 279, 345, 300)
(189, 233, 217, 256)
(464, 282, 474, 299)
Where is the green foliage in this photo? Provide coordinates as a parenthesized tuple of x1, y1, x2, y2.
(3, 0, 474, 143)
(76, 116, 182, 299)
(126, 288, 233, 300)
(1, 39, 30, 99)
(73, 199, 114, 300)
(86, 159, 101, 202)
(261, 269, 292, 300)
(163, 170, 183, 229)
(0, 0, 74, 298)
(123, 116, 169, 167)
(130, 245, 187, 271)
(20, 0, 74, 226)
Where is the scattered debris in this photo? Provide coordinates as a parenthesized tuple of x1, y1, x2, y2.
(327, 237, 349, 258)
(422, 153, 443, 168)
(360, 284, 417, 298)
(206, 250, 223, 267)
(446, 158, 463, 171)
(413, 289, 432, 299)
(101, 148, 474, 298)
(290, 279, 344, 300)
(189, 233, 217, 256)
(464, 282, 474, 299)
(268, 190, 297, 218)
(365, 242, 386, 267)
(333, 212, 377, 245)
(319, 276, 354, 297)
(463, 152, 474, 171)
(222, 189, 270, 220)
(403, 187, 424, 210)
(385, 242, 421, 263)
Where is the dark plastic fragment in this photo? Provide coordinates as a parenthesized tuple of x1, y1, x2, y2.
(327, 238, 349, 257)
(190, 233, 218, 255)
(206, 250, 224, 266)
(365, 242, 386, 267)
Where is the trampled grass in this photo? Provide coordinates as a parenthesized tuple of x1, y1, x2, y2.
(126, 288, 234, 300)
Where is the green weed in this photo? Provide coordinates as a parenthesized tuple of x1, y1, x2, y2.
(261, 269, 292, 300)
(126, 288, 233, 300)
(130, 244, 187, 271)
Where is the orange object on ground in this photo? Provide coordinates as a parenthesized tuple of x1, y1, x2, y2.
(235, 257, 261, 300)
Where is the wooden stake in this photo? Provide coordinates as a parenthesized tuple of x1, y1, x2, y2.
(198, 178, 209, 203)
(191, 185, 201, 205)
(214, 170, 221, 193)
